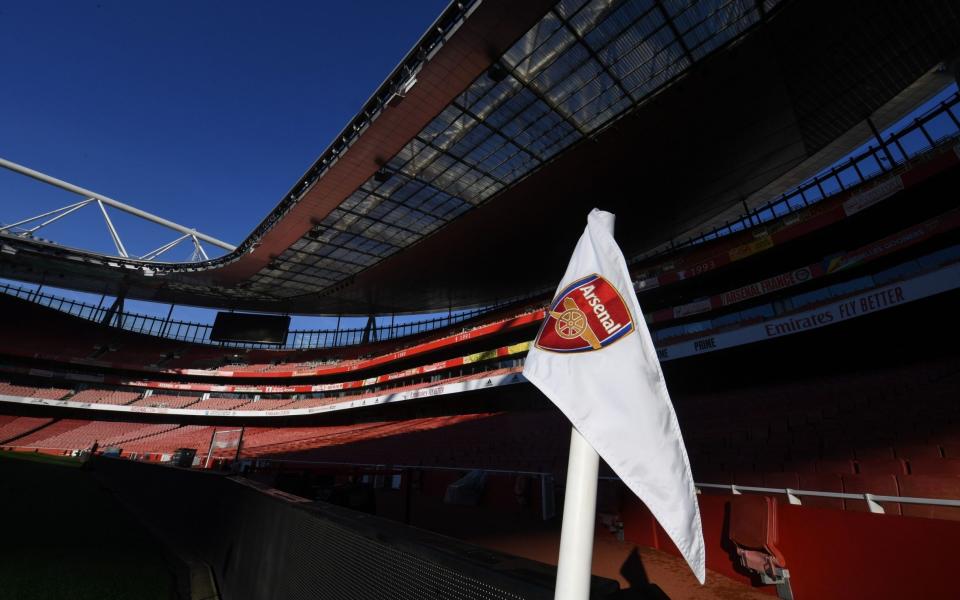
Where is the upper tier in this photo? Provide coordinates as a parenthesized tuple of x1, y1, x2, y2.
(3, 0, 959, 312)
(3, 130, 960, 380)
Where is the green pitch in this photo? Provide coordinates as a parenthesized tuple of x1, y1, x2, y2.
(0, 451, 177, 600)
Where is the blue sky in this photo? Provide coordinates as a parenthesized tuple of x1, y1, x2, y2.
(0, 0, 447, 260)
(0, 0, 448, 329)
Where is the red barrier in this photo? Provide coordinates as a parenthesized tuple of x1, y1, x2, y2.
(623, 492, 960, 599)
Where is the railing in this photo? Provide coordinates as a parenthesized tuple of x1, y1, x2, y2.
(696, 483, 960, 514)
(0, 281, 509, 350)
(249, 460, 960, 514)
(633, 88, 960, 263)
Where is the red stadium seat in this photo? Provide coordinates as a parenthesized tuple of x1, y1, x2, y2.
(729, 495, 792, 595)
(783, 459, 817, 476)
(0, 417, 54, 445)
(754, 455, 786, 473)
(815, 459, 856, 475)
(842, 474, 901, 515)
(819, 443, 856, 461)
(856, 458, 907, 476)
(897, 475, 960, 521)
(854, 445, 896, 461)
(894, 442, 943, 460)
(941, 443, 960, 459)
(907, 457, 960, 476)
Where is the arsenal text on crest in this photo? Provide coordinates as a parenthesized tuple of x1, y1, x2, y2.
(534, 274, 634, 353)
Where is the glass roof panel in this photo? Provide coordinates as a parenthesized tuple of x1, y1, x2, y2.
(687, 4, 758, 60)
(566, 77, 623, 126)
(661, 0, 698, 19)
(502, 11, 565, 73)
(420, 105, 464, 145)
(431, 112, 478, 152)
(564, 0, 620, 36)
(445, 122, 497, 159)
(459, 74, 523, 120)
(583, 0, 659, 45)
(530, 42, 591, 102)
(507, 22, 577, 82)
(555, 0, 593, 20)
(264, 0, 774, 297)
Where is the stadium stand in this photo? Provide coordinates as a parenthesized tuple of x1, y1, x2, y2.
(16, 421, 177, 452)
(233, 399, 295, 411)
(8, 419, 91, 448)
(2, 1, 960, 597)
(0, 381, 70, 400)
(4, 146, 958, 392)
(4, 347, 957, 520)
(0, 417, 54, 444)
(186, 397, 251, 411)
(68, 388, 141, 405)
(129, 394, 201, 409)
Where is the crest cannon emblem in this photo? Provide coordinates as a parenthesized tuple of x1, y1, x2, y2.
(550, 297, 602, 350)
(535, 274, 634, 353)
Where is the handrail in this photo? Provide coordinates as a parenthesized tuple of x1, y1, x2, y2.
(696, 482, 960, 514)
(4, 447, 956, 513)
(240, 459, 960, 513)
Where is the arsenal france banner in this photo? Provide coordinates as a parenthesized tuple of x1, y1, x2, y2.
(523, 209, 706, 583)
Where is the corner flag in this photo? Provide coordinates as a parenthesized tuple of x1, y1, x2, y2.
(523, 209, 705, 587)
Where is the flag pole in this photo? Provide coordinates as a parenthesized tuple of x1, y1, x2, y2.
(554, 426, 600, 600)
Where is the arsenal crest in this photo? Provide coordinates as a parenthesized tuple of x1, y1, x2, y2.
(535, 274, 634, 353)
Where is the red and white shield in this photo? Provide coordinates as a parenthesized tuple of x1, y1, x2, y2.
(535, 274, 634, 353)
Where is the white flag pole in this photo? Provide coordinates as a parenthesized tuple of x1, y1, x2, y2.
(554, 427, 600, 600)
(527, 209, 706, 589)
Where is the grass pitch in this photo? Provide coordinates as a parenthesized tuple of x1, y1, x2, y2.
(0, 451, 177, 600)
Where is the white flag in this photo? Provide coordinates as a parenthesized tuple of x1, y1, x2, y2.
(523, 209, 705, 583)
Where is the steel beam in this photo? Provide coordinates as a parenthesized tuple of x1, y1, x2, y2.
(0, 156, 236, 252)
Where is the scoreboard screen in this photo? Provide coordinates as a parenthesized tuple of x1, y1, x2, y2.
(210, 312, 290, 345)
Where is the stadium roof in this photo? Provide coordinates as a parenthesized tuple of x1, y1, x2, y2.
(3, 0, 960, 314)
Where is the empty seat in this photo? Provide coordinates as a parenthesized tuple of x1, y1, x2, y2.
(815, 459, 855, 475)
(783, 459, 817, 476)
(908, 457, 960, 476)
(754, 456, 785, 473)
(819, 443, 856, 461)
(941, 443, 960, 459)
(729, 495, 792, 596)
(897, 475, 960, 521)
(797, 473, 844, 510)
(854, 445, 896, 461)
(842, 474, 901, 515)
(856, 458, 907, 476)
(894, 442, 943, 460)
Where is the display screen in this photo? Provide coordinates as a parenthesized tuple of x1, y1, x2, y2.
(210, 312, 290, 345)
